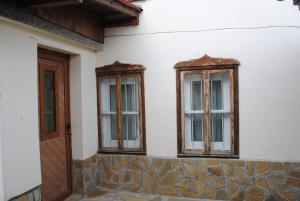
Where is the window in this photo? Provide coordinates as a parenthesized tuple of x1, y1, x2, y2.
(39, 64, 60, 141)
(96, 62, 146, 154)
(175, 55, 239, 157)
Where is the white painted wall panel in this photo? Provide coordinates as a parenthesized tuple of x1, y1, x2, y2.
(0, 98, 5, 201)
(0, 22, 42, 200)
(0, 19, 98, 200)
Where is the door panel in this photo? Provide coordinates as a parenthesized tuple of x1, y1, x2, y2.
(38, 49, 72, 201)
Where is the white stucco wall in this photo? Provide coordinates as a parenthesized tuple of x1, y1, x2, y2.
(0, 18, 98, 200)
(98, 0, 300, 161)
(0, 100, 5, 201)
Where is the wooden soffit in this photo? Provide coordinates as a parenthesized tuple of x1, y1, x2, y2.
(174, 55, 240, 69)
(23, 0, 142, 17)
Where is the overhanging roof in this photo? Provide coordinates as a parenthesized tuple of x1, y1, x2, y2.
(21, 0, 142, 27)
(0, 0, 142, 48)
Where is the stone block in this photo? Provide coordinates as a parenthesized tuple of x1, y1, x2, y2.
(256, 177, 270, 192)
(256, 161, 270, 176)
(268, 173, 288, 189)
(159, 159, 171, 178)
(176, 178, 190, 189)
(233, 166, 245, 178)
(289, 171, 300, 179)
(182, 162, 197, 178)
(287, 177, 300, 189)
(207, 159, 221, 166)
(216, 179, 225, 189)
(206, 188, 217, 199)
(271, 162, 291, 172)
(279, 190, 297, 201)
(245, 185, 264, 196)
(227, 160, 245, 167)
(246, 161, 255, 178)
(207, 166, 223, 176)
(231, 190, 245, 201)
(158, 187, 179, 197)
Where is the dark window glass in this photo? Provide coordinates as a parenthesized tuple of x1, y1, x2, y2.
(211, 80, 223, 110)
(192, 114, 203, 141)
(211, 113, 223, 142)
(44, 71, 56, 133)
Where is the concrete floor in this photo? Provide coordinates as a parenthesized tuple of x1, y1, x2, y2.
(64, 188, 224, 201)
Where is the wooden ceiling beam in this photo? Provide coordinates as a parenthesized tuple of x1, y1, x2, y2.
(27, 0, 83, 9)
(87, 0, 139, 18)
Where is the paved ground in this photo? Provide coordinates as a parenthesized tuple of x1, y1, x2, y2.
(64, 187, 224, 201)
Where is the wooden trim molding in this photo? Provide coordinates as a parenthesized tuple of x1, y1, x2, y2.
(175, 55, 240, 158)
(96, 61, 146, 155)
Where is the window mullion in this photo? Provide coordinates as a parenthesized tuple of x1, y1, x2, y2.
(204, 71, 211, 154)
(116, 76, 123, 151)
(125, 80, 129, 146)
(229, 69, 235, 154)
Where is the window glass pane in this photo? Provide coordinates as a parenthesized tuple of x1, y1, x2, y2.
(192, 114, 203, 141)
(210, 72, 231, 151)
(127, 84, 135, 111)
(100, 78, 117, 113)
(121, 84, 126, 111)
(211, 113, 223, 142)
(100, 78, 118, 148)
(192, 81, 203, 110)
(210, 80, 223, 110)
(44, 70, 56, 133)
(122, 114, 127, 140)
(210, 72, 231, 111)
(183, 74, 204, 150)
(122, 114, 138, 140)
(121, 78, 138, 112)
(111, 114, 118, 140)
(122, 114, 140, 148)
(110, 85, 117, 112)
(121, 77, 139, 149)
(184, 74, 203, 112)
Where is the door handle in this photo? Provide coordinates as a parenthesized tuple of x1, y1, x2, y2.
(65, 123, 72, 135)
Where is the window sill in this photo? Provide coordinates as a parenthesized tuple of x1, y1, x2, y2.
(177, 153, 239, 159)
(98, 150, 146, 155)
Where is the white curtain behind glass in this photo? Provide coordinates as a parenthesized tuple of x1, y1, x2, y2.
(121, 77, 140, 149)
(210, 73, 231, 151)
(100, 78, 118, 148)
(184, 74, 204, 150)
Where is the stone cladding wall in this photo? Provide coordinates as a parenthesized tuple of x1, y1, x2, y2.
(73, 154, 300, 201)
(10, 187, 41, 201)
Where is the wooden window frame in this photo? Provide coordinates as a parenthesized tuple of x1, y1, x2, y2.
(96, 61, 146, 154)
(175, 55, 240, 158)
(39, 64, 60, 141)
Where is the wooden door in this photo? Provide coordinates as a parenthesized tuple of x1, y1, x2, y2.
(38, 48, 72, 201)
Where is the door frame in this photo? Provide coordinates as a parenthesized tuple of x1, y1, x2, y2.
(38, 47, 72, 200)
